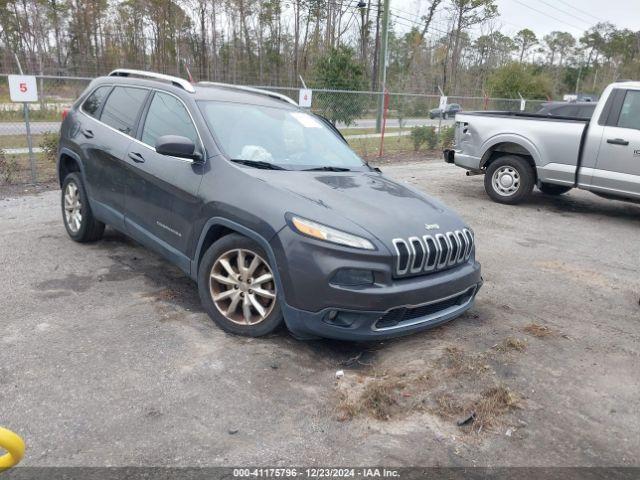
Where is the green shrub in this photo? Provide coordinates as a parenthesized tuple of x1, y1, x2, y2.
(410, 125, 437, 151)
(40, 131, 59, 163)
(439, 126, 455, 149)
(0, 149, 18, 184)
(425, 126, 438, 149)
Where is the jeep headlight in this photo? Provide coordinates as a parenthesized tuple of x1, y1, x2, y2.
(290, 216, 375, 250)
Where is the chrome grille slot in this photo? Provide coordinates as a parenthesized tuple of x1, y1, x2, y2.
(436, 234, 450, 269)
(423, 235, 437, 271)
(463, 228, 474, 260)
(392, 238, 410, 275)
(409, 236, 425, 273)
(392, 229, 475, 278)
(447, 232, 459, 266)
(455, 230, 466, 262)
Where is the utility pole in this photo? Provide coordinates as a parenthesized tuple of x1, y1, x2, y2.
(375, 0, 390, 133)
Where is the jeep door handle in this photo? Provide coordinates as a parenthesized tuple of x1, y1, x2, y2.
(81, 128, 94, 139)
(607, 138, 629, 146)
(128, 152, 145, 163)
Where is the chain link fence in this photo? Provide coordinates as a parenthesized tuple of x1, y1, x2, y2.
(0, 74, 549, 185)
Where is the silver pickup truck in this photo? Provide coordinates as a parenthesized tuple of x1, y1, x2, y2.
(444, 81, 640, 204)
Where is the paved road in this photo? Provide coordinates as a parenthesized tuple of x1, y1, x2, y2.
(340, 118, 455, 129)
(0, 118, 454, 138)
(1, 160, 638, 467)
(0, 121, 60, 136)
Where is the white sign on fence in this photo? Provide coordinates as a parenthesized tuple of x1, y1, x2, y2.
(8, 75, 38, 102)
(439, 95, 448, 111)
(299, 88, 312, 108)
(520, 98, 526, 111)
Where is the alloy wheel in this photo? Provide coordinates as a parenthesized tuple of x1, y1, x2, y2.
(209, 248, 277, 325)
(64, 181, 83, 233)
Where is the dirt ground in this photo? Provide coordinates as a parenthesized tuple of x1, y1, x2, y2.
(1, 158, 638, 467)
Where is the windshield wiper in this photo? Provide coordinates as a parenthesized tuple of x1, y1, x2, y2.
(302, 166, 352, 172)
(231, 159, 287, 170)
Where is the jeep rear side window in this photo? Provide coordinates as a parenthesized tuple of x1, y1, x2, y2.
(141, 92, 198, 147)
(81, 86, 111, 118)
(100, 87, 148, 136)
(617, 90, 640, 130)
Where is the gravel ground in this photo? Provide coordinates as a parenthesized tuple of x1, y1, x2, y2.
(1, 159, 639, 467)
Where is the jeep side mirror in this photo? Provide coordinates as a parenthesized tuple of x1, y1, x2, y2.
(155, 135, 202, 161)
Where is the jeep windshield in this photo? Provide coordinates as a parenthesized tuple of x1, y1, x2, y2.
(198, 101, 369, 171)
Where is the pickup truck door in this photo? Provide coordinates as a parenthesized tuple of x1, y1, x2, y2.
(592, 89, 640, 198)
(123, 90, 204, 273)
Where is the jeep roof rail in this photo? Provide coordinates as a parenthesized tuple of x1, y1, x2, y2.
(197, 81, 298, 106)
(108, 68, 196, 93)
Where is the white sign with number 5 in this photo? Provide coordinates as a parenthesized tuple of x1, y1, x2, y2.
(8, 75, 38, 102)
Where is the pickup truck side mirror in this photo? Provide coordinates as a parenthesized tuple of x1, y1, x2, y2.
(155, 135, 202, 161)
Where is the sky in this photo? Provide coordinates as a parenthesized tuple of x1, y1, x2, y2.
(391, 0, 639, 39)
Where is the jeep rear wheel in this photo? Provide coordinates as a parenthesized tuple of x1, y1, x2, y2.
(484, 155, 535, 205)
(61, 173, 105, 242)
(198, 234, 283, 336)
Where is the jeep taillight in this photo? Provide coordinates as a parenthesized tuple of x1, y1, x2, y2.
(61, 108, 69, 121)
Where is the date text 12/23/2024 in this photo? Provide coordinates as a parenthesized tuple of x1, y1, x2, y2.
(233, 468, 401, 478)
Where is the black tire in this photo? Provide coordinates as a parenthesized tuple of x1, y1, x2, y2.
(61, 172, 105, 242)
(539, 183, 572, 196)
(484, 155, 535, 205)
(198, 233, 283, 337)
(442, 113, 448, 120)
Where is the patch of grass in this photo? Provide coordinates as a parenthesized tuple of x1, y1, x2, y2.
(338, 377, 401, 421)
(359, 380, 399, 420)
(336, 344, 525, 430)
(347, 135, 417, 159)
(523, 323, 554, 338)
(493, 337, 527, 353)
(468, 386, 520, 431)
(435, 393, 464, 418)
(340, 127, 401, 136)
(440, 346, 491, 376)
(0, 133, 48, 150)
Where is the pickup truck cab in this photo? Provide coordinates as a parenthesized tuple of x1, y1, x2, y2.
(57, 69, 482, 341)
(444, 81, 640, 204)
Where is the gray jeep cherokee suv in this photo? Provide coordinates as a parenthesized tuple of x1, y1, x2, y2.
(57, 69, 482, 340)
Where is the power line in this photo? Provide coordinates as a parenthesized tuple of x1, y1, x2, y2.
(534, 0, 596, 27)
(507, 0, 585, 32)
(553, 0, 608, 23)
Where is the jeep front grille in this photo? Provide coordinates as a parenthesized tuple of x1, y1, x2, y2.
(392, 229, 474, 277)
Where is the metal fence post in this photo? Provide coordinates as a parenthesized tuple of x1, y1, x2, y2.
(24, 104, 36, 183)
(14, 54, 37, 183)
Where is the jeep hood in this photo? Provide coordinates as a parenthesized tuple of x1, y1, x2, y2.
(248, 170, 469, 246)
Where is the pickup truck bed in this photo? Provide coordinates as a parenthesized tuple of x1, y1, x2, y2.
(444, 82, 640, 205)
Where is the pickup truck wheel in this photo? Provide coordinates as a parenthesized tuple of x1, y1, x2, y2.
(539, 183, 572, 195)
(61, 172, 105, 242)
(484, 156, 535, 205)
(198, 233, 283, 337)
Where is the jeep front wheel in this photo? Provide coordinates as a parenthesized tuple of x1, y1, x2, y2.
(198, 234, 283, 337)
